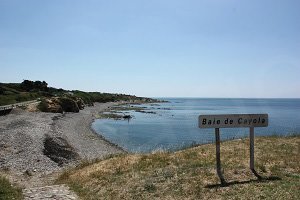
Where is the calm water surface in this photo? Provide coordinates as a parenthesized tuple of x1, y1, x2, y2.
(92, 98, 300, 153)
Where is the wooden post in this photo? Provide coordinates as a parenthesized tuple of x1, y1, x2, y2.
(215, 128, 226, 185)
(249, 127, 262, 179)
(250, 127, 255, 169)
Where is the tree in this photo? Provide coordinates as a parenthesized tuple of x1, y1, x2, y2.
(21, 80, 34, 91)
(20, 80, 48, 91)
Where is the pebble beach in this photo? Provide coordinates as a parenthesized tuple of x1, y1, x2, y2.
(0, 103, 124, 198)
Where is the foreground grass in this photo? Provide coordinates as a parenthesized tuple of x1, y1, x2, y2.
(0, 176, 23, 200)
(58, 136, 300, 200)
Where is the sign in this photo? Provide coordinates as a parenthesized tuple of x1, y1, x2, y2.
(199, 114, 268, 129)
(198, 113, 269, 185)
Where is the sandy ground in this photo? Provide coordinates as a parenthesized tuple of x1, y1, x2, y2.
(0, 102, 124, 188)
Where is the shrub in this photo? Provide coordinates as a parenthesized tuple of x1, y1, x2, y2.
(59, 98, 80, 113)
(38, 99, 49, 112)
(0, 176, 23, 200)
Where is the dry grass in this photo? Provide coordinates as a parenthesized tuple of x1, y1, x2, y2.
(57, 136, 300, 200)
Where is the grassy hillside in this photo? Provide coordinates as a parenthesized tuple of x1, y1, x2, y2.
(57, 136, 300, 200)
(0, 80, 159, 106)
(0, 83, 40, 106)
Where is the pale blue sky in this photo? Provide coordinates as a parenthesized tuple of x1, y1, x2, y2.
(0, 0, 299, 98)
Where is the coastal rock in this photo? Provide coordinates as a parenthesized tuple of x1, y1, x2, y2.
(39, 97, 81, 113)
(39, 97, 63, 113)
(43, 136, 79, 166)
(74, 97, 85, 110)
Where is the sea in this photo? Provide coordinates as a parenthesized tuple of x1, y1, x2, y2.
(92, 98, 300, 153)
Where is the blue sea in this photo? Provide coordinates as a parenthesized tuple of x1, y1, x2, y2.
(92, 98, 300, 153)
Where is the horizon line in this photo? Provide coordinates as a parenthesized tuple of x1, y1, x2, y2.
(149, 97, 300, 99)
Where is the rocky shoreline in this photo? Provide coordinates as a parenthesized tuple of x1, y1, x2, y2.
(0, 102, 125, 189)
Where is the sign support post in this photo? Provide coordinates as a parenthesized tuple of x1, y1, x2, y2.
(199, 114, 268, 185)
(215, 128, 226, 185)
(250, 127, 262, 179)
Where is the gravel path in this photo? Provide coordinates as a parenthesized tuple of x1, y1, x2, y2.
(0, 102, 125, 199)
(23, 185, 78, 200)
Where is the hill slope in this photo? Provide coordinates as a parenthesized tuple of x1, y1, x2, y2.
(57, 136, 300, 200)
(0, 80, 159, 106)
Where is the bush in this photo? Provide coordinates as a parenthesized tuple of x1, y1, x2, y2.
(20, 80, 48, 92)
(38, 99, 49, 112)
(0, 176, 23, 200)
(59, 98, 80, 113)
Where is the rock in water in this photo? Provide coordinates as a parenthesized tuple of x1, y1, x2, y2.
(123, 115, 132, 119)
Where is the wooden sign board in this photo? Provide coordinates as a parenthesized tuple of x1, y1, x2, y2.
(199, 114, 268, 129)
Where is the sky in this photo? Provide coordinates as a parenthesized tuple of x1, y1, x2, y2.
(0, 0, 299, 98)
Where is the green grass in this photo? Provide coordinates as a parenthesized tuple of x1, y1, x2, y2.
(0, 176, 23, 200)
(57, 136, 300, 200)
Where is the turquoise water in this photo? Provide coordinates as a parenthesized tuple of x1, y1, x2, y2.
(92, 98, 300, 153)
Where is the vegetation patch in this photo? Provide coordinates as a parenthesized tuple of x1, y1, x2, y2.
(0, 80, 162, 106)
(0, 176, 23, 200)
(57, 136, 300, 200)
